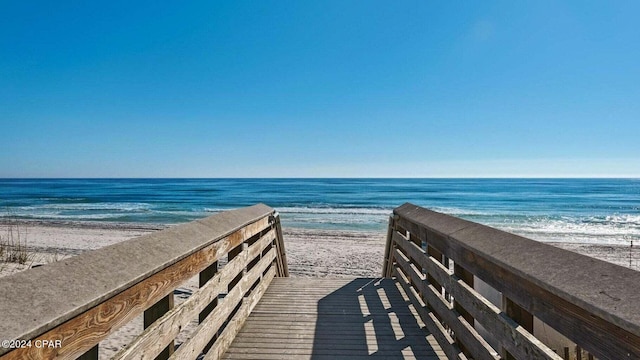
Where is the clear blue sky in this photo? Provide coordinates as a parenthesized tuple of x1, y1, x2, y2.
(1, 1, 639, 177)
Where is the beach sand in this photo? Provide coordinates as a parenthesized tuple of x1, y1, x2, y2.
(2, 221, 636, 276)
(0, 221, 638, 358)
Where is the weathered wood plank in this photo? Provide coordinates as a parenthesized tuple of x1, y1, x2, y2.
(199, 260, 219, 354)
(0, 207, 274, 360)
(203, 266, 276, 360)
(0, 218, 270, 360)
(422, 251, 561, 360)
(223, 277, 445, 360)
(169, 249, 276, 359)
(396, 227, 560, 358)
(112, 230, 275, 360)
(394, 203, 640, 360)
(502, 297, 534, 359)
(144, 294, 175, 360)
(454, 263, 474, 326)
(394, 249, 499, 360)
(223, 347, 439, 356)
(224, 353, 443, 360)
(229, 333, 433, 341)
(199, 261, 219, 323)
(0, 204, 274, 358)
(393, 267, 466, 360)
(272, 213, 289, 277)
(383, 216, 396, 277)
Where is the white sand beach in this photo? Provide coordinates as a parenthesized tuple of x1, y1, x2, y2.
(2, 221, 637, 276)
(0, 221, 638, 359)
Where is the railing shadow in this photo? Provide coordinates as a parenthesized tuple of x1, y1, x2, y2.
(312, 278, 440, 359)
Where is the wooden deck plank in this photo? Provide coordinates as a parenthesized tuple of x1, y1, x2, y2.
(221, 277, 445, 360)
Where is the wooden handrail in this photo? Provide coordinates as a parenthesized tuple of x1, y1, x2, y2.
(383, 203, 640, 360)
(0, 204, 288, 360)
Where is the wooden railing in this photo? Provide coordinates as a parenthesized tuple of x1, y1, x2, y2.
(383, 203, 640, 360)
(0, 204, 288, 360)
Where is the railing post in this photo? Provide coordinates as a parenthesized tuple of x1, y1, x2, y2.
(144, 294, 175, 360)
(272, 213, 289, 277)
(382, 215, 396, 277)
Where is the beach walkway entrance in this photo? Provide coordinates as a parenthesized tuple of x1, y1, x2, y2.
(223, 277, 444, 359)
(0, 204, 638, 360)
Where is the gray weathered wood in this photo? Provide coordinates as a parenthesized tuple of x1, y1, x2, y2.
(454, 263, 474, 326)
(199, 260, 219, 354)
(394, 203, 640, 360)
(0, 204, 275, 358)
(144, 294, 175, 360)
(393, 267, 466, 360)
(199, 261, 219, 323)
(112, 230, 275, 360)
(169, 249, 277, 359)
(394, 228, 560, 359)
(502, 296, 534, 359)
(426, 249, 560, 359)
(273, 213, 289, 277)
(204, 267, 276, 360)
(394, 249, 499, 360)
(223, 277, 446, 360)
(382, 215, 396, 277)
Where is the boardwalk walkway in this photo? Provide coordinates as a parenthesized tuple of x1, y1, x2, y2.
(222, 277, 446, 360)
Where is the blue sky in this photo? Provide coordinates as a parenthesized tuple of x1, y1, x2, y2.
(1, 1, 639, 177)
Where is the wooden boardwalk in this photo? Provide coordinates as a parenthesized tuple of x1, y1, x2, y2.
(1, 204, 637, 360)
(222, 277, 446, 360)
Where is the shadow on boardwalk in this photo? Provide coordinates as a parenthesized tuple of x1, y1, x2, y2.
(222, 277, 444, 359)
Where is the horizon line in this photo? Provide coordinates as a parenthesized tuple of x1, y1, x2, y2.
(1, 176, 639, 180)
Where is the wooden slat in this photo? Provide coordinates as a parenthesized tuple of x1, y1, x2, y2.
(224, 352, 442, 360)
(203, 266, 276, 360)
(0, 218, 271, 360)
(224, 277, 445, 360)
(199, 260, 219, 354)
(169, 248, 277, 359)
(393, 267, 466, 360)
(0, 205, 274, 357)
(383, 216, 396, 277)
(393, 230, 428, 269)
(272, 213, 289, 277)
(394, 203, 640, 360)
(396, 227, 561, 359)
(394, 249, 499, 360)
(422, 252, 561, 360)
(112, 230, 275, 360)
(143, 294, 175, 360)
(199, 261, 219, 323)
(0, 208, 274, 360)
(454, 264, 474, 326)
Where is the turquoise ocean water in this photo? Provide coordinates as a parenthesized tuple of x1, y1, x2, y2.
(1, 178, 638, 245)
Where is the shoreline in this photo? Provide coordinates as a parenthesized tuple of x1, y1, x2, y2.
(1, 220, 638, 273)
(1, 220, 637, 359)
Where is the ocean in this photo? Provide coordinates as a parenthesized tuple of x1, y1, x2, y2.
(1, 178, 638, 245)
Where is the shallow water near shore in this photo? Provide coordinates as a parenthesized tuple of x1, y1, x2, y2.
(1, 178, 639, 245)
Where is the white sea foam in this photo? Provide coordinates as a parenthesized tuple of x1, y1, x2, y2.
(9, 202, 151, 212)
(429, 206, 492, 216)
(3, 202, 638, 245)
(276, 206, 392, 216)
(486, 214, 640, 245)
